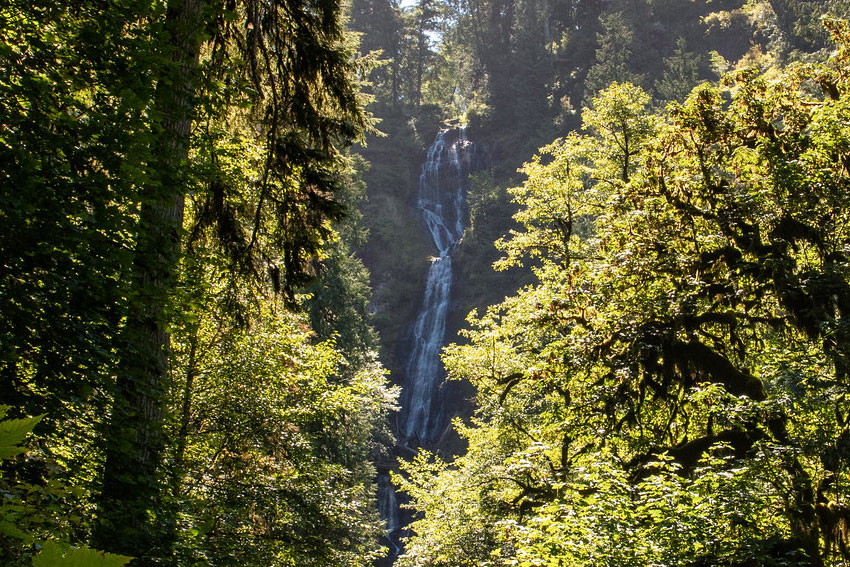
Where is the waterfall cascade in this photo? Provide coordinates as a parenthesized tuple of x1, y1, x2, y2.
(378, 127, 484, 564)
(400, 127, 482, 445)
(377, 473, 401, 556)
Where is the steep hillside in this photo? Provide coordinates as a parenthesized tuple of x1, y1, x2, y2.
(351, 0, 850, 455)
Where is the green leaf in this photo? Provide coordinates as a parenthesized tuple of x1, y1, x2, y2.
(0, 414, 43, 460)
(0, 519, 29, 541)
(32, 541, 133, 567)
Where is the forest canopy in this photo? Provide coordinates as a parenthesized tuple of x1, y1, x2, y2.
(5, 1, 850, 567)
(396, 17, 850, 567)
(1, 1, 395, 565)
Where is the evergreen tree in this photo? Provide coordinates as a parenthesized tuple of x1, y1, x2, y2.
(654, 37, 703, 102)
(1, 0, 380, 564)
(584, 11, 644, 97)
(349, 0, 405, 104)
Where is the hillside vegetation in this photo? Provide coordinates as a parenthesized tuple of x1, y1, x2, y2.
(351, 2, 850, 566)
(4, 1, 850, 566)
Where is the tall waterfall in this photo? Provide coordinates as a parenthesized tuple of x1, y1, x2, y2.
(376, 127, 484, 566)
(400, 127, 482, 445)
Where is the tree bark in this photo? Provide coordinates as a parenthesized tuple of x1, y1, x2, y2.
(94, 0, 203, 562)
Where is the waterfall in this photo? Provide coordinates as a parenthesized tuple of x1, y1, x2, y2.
(377, 473, 401, 556)
(400, 127, 481, 445)
(376, 127, 484, 565)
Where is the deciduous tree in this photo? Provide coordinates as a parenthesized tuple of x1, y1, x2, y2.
(399, 20, 850, 567)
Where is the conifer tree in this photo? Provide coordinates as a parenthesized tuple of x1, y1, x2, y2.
(1, 0, 374, 563)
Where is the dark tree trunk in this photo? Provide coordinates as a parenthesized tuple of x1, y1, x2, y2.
(94, 0, 203, 562)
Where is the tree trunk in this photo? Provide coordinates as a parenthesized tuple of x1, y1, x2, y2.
(94, 1, 203, 562)
(416, 30, 424, 107)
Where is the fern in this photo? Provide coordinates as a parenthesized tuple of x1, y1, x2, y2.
(32, 541, 132, 567)
(0, 408, 134, 565)
(0, 405, 43, 460)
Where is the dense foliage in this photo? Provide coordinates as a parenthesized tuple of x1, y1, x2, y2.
(6, 1, 850, 567)
(349, 1, 850, 396)
(0, 1, 395, 565)
(397, 18, 850, 567)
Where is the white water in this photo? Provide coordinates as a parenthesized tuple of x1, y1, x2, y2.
(377, 473, 401, 555)
(401, 128, 479, 444)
